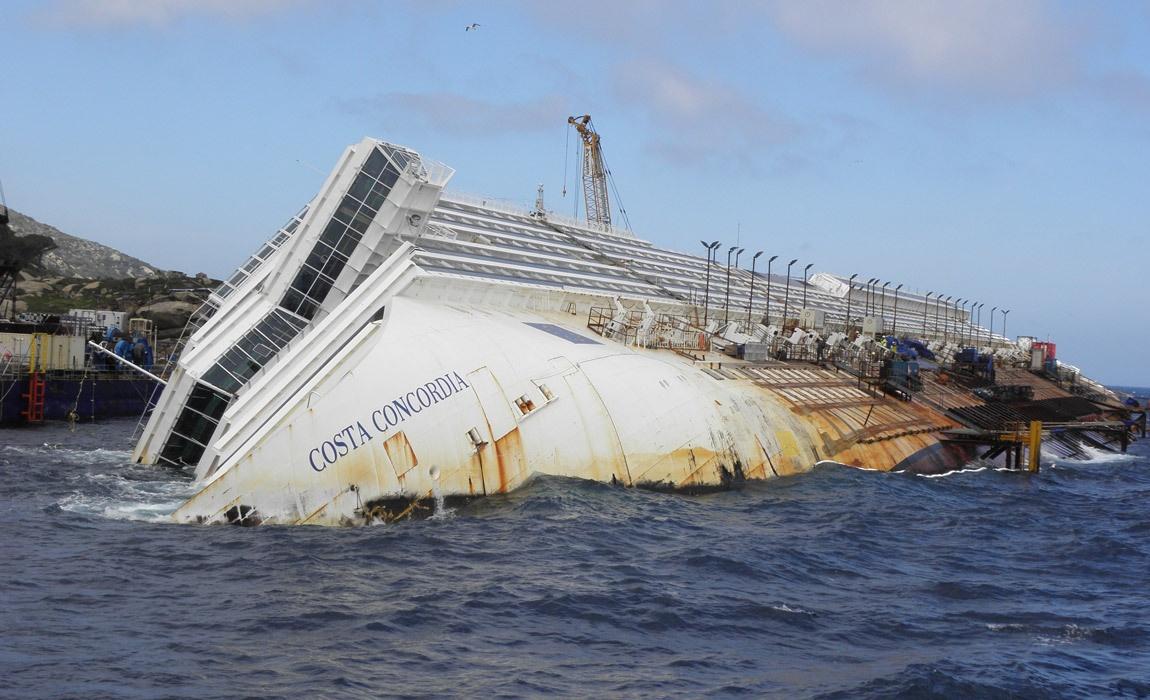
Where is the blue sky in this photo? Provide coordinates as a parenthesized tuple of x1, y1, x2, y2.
(2, 0, 1148, 385)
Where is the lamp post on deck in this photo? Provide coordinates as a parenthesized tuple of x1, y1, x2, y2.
(1002, 309, 1010, 340)
(880, 281, 891, 333)
(990, 306, 997, 345)
(699, 240, 719, 327)
(764, 255, 778, 326)
(864, 278, 875, 315)
(783, 259, 798, 329)
(924, 291, 933, 339)
(746, 251, 763, 324)
(941, 295, 951, 343)
(976, 303, 984, 347)
(802, 263, 813, 310)
(723, 246, 741, 326)
(958, 300, 968, 345)
(845, 273, 858, 334)
(892, 284, 903, 337)
(952, 298, 961, 344)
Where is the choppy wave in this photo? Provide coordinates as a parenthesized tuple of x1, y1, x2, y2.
(3, 418, 1149, 697)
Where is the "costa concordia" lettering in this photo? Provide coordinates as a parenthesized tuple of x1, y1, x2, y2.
(307, 370, 470, 471)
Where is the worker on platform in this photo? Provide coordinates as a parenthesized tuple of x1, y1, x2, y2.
(114, 334, 132, 362)
(131, 335, 154, 369)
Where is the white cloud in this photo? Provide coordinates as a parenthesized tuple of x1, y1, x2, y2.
(612, 59, 802, 171)
(764, 0, 1081, 98)
(38, 0, 306, 27)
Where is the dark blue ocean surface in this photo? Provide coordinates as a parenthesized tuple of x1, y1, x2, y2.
(3, 416, 1149, 699)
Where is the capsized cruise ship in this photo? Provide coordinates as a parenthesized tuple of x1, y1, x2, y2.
(132, 136, 1133, 525)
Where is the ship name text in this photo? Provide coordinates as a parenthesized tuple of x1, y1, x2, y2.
(307, 370, 471, 472)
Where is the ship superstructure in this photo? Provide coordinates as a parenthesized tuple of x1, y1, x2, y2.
(132, 137, 1136, 525)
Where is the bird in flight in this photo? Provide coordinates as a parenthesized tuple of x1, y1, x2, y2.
(465, 23, 480, 31)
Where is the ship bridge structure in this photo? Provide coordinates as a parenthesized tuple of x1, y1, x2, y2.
(131, 136, 1120, 526)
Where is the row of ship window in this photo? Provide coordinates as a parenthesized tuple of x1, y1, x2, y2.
(158, 146, 409, 467)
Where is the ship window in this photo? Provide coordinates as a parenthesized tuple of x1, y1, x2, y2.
(170, 412, 217, 446)
(365, 184, 388, 212)
(158, 432, 207, 467)
(538, 384, 555, 401)
(335, 231, 361, 256)
(349, 207, 374, 234)
(281, 288, 320, 320)
(320, 220, 349, 247)
(320, 253, 347, 280)
(184, 383, 231, 417)
(514, 395, 536, 414)
(363, 148, 387, 178)
(379, 164, 400, 189)
(386, 147, 410, 171)
(334, 195, 359, 224)
(348, 172, 374, 203)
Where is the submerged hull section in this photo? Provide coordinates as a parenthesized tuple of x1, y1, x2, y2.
(172, 298, 957, 525)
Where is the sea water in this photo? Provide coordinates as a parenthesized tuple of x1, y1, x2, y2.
(2, 415, 1149, 698)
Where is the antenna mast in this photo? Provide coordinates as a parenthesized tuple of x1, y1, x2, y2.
(567, 115, 611, 230)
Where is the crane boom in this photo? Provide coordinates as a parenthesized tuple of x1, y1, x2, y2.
(567, 115, 611, 230)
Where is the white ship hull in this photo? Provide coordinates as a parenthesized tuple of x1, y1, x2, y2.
(135, 137, 996, 525)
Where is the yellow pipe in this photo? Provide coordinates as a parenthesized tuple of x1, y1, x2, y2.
(1028, 420, 1042, 473)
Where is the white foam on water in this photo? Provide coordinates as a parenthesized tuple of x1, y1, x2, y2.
(916, 466, 988, 479)
(57, 469, 198, 523)
(429, 481, 455, 521)
(771, 603, 813, 615)
(1067, 444, 1139, 464)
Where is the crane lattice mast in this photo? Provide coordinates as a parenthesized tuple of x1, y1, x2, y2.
(567, 115, 611, 230)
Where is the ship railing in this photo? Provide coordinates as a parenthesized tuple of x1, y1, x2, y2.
(643, 313, 710, 351)
(586, 305, 641, 346)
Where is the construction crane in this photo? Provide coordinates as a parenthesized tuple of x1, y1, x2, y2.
(567, 115, 612, 230)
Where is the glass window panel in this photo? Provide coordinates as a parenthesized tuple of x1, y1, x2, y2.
(320, 253, 347, 281)
(289, 264, 320, 295)
(348, 172, 374, 203)
(159, 432, 207, 467)
(350, 207, 374, 234)
(335, 233, 360, 257)
(171, 408, 218, 446)
(365, 184, 388, 212)
(320, 220, 348, 247)
(185, 383, 232, 417)
(386, 147, 410, 171)
(363, 148, 387, 178)
(334, 196, 359, 225)
(306, 276, 335, 304)
(305, 245, 335, 272)
(379, 165, 400, 189)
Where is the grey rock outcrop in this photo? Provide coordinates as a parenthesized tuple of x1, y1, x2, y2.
(6, 209, 160, 279)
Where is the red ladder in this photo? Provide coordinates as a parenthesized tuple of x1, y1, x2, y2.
(21, 372, 46, 423)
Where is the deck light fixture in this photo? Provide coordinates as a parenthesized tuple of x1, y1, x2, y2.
(747, 251, 763, 323)
(846, 273, 859, 334)
(700, 240, 720, 326)
(802, 263, 813, 310)
(764, 255, 779, 326)
(783, 259, 798, 328)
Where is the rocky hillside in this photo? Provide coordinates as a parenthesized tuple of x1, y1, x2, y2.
(3, 209, 219, 339)
(6, 209, 160, 279)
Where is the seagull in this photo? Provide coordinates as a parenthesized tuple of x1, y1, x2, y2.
(465, 23, 480, 31)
